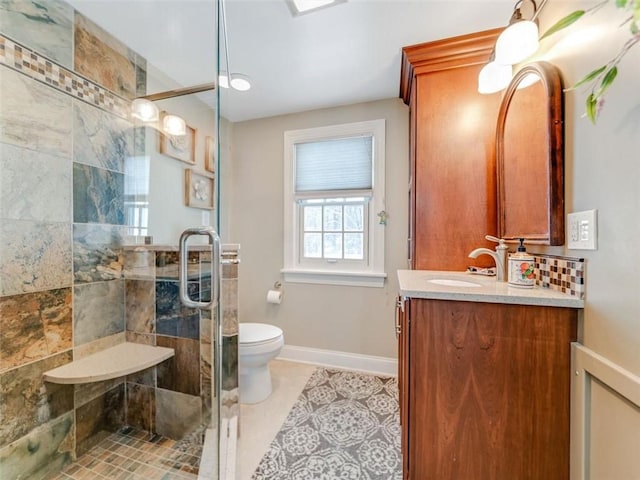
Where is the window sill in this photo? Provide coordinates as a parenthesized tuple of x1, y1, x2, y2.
(281, 268, 387, 288)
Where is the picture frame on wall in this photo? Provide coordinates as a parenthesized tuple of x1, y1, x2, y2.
(159, 112, 196, 165)
(205, 136, 216, 173)
(185, 168, 214, 210)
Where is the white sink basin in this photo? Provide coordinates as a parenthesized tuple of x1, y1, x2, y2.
(427, 278, 482, 288)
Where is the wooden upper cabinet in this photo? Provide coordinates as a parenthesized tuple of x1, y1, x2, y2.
(400, 29, 504, 271)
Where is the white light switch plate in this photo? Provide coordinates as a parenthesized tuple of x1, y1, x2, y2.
(567, 209, 597, 250)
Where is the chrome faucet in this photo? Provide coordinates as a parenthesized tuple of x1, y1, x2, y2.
(468, 235, 509, 282)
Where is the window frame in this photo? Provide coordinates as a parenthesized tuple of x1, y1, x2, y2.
(282, 119, 386, 287)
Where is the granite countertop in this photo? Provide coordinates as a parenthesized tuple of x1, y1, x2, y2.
(397, 270, 584, 308)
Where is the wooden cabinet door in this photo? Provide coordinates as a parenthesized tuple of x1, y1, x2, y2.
(400, 29, 503, 271)
(407, 299, 577, 480)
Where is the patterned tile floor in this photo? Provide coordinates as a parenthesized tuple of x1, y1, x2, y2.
(46, 426, 203, 480)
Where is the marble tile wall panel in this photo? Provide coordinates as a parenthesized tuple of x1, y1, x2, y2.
(156, 336, 200, 396)
(73, 223, 125, 283)
(75, 383, 124, 456)
(74, 377, 124, 409)
(0, 219, 72, 296)
(73, 280, 125, 346)
(222, 335, 238, 392)
(123, 248, 155, 280)
(0, 0, 74, 69)
(126, 365, 155, 387)
(73, 331, 124, 360)
(0, 351, 73, 447)
(200, 308, 212, 380)
(0, 65, 72, 157)
(155, 388, 201, 440)
(222, 277, 238, 336)
(73, 162, 125, 225)
(125, 279, 155, 334)
(0, 411, 74, 480)
(0, 36, 130, 119)
(125, 330, 155, 346)
(0, 143, 71, 222)
(0, 287, 72, 372)
(156, 280, 200, 339)
(73, 99, 133, 173)
(126, 383, 155, 433)
(73, 13, 139, 99)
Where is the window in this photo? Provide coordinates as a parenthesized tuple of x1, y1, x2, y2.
(282, 119, 386, 287)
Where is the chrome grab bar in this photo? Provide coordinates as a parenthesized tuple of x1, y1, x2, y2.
(179, 227, 220, 309)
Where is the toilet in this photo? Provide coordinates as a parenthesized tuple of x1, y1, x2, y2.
(238, 323, 284, 404)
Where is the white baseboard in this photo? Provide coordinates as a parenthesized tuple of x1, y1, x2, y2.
(277, 344, 398, 377)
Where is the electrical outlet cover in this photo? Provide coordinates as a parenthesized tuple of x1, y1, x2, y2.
(567, 210, 597, 250)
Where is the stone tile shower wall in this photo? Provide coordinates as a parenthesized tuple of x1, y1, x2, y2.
(124, 247, 211, 440)
(0, 2, 222, 478)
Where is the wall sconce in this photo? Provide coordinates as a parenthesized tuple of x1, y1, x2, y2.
(478, 0, 547, 94)
(162, 114, 186, 136)
(131, 98, 159, 122)
(478, 52, 513, 94)
(131, 82, 216, 135)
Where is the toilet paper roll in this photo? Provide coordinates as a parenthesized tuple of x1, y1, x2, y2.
(267, 289, 283, 304)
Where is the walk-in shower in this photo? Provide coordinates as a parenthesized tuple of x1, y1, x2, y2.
(0, 0, 236, 478)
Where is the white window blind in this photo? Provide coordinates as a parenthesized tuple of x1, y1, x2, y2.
(294, 136, 373, 192)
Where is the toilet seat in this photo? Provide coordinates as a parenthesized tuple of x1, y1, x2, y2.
(240, 323, 283, 346)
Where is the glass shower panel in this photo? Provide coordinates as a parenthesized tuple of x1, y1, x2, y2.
(8, 0, 226, 478)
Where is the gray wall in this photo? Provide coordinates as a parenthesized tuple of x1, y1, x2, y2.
(230, 98, 409, 359)
(532, 2, 640, 477)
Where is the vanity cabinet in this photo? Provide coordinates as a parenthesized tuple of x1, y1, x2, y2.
(398, 297, 578, 480)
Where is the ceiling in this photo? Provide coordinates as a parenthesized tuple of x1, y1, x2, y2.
(68, 0, 512, 122)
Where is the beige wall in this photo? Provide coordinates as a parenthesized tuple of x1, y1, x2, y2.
(228, 2, 639, 474)
(535, 2, 640, 478)
(229, 98, 409, 359)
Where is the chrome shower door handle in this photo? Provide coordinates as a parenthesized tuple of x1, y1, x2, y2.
(179, 226, 221, 309)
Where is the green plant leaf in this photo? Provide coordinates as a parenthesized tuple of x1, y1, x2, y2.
(540, 10, 586, 39)
(598, 66, 618, 95)
(571, 66, 607, 89)
(616, 0, 628, 7)
(586, 93, 598, 124)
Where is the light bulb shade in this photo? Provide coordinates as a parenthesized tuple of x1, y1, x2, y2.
(495, 20, 539, 65)
(131, 98, 159, 122)
(478, 61, 513, 94)
(229, 73, 251, 91)
(162, 114, 186, 136)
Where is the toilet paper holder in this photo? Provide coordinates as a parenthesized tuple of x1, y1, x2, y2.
(273, 281, 282, 290)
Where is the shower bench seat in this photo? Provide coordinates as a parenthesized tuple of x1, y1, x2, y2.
(43, 342, 174, 384)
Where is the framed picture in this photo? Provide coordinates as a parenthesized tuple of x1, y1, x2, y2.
(204, 136, 216, 173)
(185, 169, 214, 210)
(159, 112, 196, 165)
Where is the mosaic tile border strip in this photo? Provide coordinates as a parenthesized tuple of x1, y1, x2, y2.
(0, 35, 130, 120)
(534, 254, 585, 299)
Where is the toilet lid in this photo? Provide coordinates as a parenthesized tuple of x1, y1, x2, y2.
(239, 323, 283, 345)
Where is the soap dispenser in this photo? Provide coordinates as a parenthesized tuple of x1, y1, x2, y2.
(508, 239, 535, 288)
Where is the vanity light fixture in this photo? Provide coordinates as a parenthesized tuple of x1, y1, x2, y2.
(162, 114, 187, 136)
(478, 51, 513, 94)
(478, 0, 548, 94)
(130, 82, 216, 135)
(495, 0, 541, 65)
(131, 98, 159, 122)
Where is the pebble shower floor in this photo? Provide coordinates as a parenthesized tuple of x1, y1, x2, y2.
(45, 426, 203, 480)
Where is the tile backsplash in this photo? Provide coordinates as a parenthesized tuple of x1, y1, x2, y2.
(534, 254, 585, 299)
